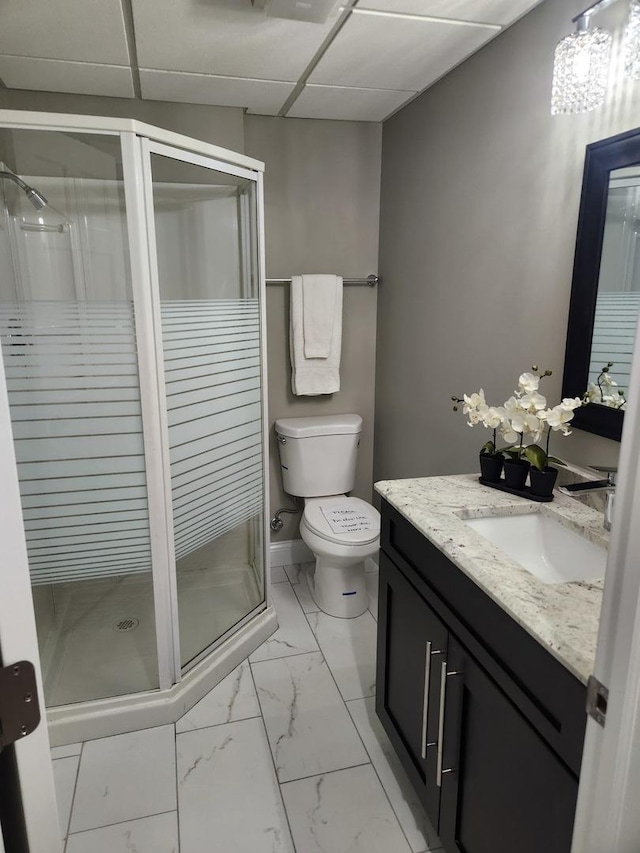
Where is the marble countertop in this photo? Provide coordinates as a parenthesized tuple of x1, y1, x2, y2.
(375, 474, 608, 685)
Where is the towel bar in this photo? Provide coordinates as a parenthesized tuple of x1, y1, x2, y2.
(265, 274, 379, 287)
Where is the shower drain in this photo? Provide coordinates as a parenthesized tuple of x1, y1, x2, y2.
(112, 617, 139, 633)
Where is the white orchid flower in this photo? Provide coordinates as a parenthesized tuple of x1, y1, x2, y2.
(508, 411, 543, 439)
(503, 396, 521, 417)
(518, 372, 540, 394)
(542, 405, 573, 434)
(462, 389, 486, 415)
(560, 397, 582, 411)
(454, 366, 587, 455)
(500, 426, 519, 444)
(520, 391, 547, 412)
(481, 406, 506, 428)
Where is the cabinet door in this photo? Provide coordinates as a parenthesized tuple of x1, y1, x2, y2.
(439, 636, 578, 853)
(376, 552, 448, 825)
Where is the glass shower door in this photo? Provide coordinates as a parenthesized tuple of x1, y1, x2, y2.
(144, 142, 266, 671)
(0, 129, 160, 706)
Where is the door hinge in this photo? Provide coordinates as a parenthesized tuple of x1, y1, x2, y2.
(586, 674, 608, 727)
(0, 661, 41, 749)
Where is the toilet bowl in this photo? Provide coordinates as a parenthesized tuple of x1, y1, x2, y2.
(274, 414, 380, 619)
(300, 496, 380, 618)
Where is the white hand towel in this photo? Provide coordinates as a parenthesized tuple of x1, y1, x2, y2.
(302, 274, 339, 358)
(290, 274, 343, 396)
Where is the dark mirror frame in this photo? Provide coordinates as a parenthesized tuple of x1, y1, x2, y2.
(562, 126, 640, 442)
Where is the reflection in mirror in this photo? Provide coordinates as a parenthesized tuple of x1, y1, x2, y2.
(562, 126, 640, 442)
(588, 166, 640, 408)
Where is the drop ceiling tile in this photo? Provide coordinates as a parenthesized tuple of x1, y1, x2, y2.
(140, 69, 294, 115)
(286, 83, 412, 122)
(0, 56, 135, 98)
(132, 0, 340, 81)
(0, 0, 130, 65)
(357, 0, 543, 26)
(309, 10, 497, 92)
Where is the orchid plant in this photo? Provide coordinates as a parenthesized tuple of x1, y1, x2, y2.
(584, 362, 627, 410)
(452, 366, 584, 471)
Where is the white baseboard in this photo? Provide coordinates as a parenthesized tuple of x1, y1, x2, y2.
(270, 538, 313, 567)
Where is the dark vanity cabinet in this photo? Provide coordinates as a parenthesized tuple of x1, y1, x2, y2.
(376, 500, 587, 853)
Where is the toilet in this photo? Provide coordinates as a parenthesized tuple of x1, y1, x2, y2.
(274, 414, 380, 618)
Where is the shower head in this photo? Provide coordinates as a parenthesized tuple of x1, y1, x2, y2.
(24, 186, 48, 210)
(0, 170, 49, 210)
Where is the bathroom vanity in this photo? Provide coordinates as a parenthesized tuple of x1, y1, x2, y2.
(375, 475, 607, 853)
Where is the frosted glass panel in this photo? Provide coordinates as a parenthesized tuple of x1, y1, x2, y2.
(0, 129, 158, 705)
(150, 153, 264, 670)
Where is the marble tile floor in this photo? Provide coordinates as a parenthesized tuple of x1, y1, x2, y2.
(52, 563, 443, 853)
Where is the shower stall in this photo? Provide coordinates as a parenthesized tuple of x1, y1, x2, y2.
(0, 110, 275, 744)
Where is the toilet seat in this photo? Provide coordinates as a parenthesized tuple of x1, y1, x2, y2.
(303, 497, 380, 546)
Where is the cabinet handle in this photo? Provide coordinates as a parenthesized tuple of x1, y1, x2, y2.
(420, 645, 443, 759)
(420, 640, 431, 759)
(436, 663, 461, 787)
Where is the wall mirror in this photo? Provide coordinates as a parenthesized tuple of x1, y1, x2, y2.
(562, 127, 640, 442)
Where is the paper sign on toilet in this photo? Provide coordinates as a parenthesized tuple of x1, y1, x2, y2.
(321, 504, 376, 534)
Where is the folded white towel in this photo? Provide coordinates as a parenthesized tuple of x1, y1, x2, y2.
(302, 274, 339, 358)
(290, 274, 343, 395)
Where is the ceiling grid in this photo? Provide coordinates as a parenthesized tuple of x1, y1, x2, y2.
(0, 0, 544, 121)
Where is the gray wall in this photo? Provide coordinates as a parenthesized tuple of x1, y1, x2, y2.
(245, 115, 382, 540)
(0, 88, 244, 152)
(374, 0, 640, 485)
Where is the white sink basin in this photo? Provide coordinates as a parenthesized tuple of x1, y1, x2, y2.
(464, 513, 607, 585)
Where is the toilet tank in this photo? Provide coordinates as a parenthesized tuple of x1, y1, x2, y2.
(275, 414, 362, 497)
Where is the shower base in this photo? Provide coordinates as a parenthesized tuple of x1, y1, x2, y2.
(41, 562, 259, 707)
(34, 525, 276, 746)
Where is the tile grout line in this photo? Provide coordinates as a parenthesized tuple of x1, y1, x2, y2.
(297, 575, 428, 853)
(343, 697, 431, 853)
(301, 602, 376, 703)
(64, 809, 180, 840)
(250, 608, 376, 778)
(173, 722, 181, 853)
(249, 578, 319, 664)
(249, 647, 323, 665)
(278, 759, 373, 788)
(250, 629, 374, 786)
(246, 655, 299, 853)
(176, 711, 262, 736)
(62, 740, 84, 850)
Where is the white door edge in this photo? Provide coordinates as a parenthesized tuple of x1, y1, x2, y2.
(0, 345, 60, 851)
(572, 304, 640, 851)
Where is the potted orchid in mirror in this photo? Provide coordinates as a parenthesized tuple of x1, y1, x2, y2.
(452, 366, 584, 497)
(584, 362, 627, 410)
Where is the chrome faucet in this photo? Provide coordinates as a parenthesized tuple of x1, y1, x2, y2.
(558, 467, 617, 531)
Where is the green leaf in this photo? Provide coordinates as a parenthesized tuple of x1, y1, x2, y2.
(523, 444, 547, 471)
(503, 448, 522, 461)
(547, 456, 565, 467)
(480, 440, 496, 455)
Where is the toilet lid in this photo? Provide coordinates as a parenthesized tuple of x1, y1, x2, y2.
(303, 497, 380, 545)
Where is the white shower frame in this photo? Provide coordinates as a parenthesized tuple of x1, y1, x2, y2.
(0, 110, 276, 745)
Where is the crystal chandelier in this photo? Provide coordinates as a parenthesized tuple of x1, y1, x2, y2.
(624, 0, 640, 78)
(551, 15, 613, 114)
